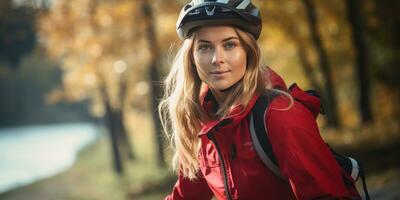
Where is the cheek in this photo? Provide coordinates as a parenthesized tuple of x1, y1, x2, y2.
(193, 52, 210, 65)
(231, 50, 247, 74)
(193, 53, 210, 79)
(195, 65, 207, 82)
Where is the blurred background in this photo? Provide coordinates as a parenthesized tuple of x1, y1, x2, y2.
(0, 0, 399, 199)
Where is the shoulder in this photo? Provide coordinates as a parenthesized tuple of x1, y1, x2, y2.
(265, 94, 318, 134)
(262, 93, 322, 150)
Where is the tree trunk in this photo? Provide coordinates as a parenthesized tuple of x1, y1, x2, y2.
(89, 0, 125, 174)
(141, 0, 166, 167)
(98, 75, 133, 174)
(101, 85, 124, 174)
(113, 108, 135, 160)
(117, 75, 135, 160)
(301, 0, 340, 127)
(346, 0, 373, 123)
(293, 37, 322, 92)
(263, 7, 322, 93)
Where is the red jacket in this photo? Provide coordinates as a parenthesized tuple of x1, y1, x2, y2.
(165, 70, 359, 200)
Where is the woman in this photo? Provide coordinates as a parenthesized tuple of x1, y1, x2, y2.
(159, 1, 360, 199)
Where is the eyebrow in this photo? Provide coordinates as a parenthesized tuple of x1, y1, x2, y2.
(196, 37, 239, 43)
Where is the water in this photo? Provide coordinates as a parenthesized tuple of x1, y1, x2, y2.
(0, 123, 99, 193)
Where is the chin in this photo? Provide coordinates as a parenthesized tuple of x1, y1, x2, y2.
(211, 84, 233, 91)
(208, 80, 238, 91)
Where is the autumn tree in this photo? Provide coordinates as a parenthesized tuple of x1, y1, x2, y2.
(300, 0, 340, 127)
(139, 0, 183, 166)
(364, 0, 400, 121)
(0, 0, 36, 68)
(346, 0, 373, 123)
(140, 0, 165, 167)
(38, 0, 147, 174)
(260, 1, 321, 92)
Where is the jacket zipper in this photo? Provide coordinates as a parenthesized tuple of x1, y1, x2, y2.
(207, 132, 233, 200)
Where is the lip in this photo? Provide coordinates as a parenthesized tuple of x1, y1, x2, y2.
(210, 70, 230, 75)
(209, 70, 230, 79)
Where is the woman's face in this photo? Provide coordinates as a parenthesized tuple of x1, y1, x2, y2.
(193, 26, 247, 94)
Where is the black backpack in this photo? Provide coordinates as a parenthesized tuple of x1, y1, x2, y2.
(248, 90, 370, 200)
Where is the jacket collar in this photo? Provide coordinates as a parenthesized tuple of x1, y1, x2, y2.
(198, 86, 260, 137)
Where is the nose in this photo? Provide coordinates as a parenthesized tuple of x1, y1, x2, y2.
(211, 46, 225, 66)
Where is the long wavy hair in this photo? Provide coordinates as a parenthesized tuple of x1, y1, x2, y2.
(159, 27, 274, 179)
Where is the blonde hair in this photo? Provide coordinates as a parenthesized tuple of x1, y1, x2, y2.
(159, 27, 280, 179)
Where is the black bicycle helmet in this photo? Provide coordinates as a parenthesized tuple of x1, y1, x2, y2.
(176, 0, 262, 40)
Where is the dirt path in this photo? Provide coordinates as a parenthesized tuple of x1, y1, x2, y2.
(368, 180, 400, 200)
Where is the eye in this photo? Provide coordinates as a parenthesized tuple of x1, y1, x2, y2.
(197, 44, 212, 52)
(224, 41, 237, 50)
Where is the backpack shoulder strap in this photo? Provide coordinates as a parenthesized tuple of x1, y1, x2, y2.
(250, 90, 371, 199)
(249, 91, 287, 181)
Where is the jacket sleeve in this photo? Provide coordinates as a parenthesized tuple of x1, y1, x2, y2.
(266, 98, 349, 200)
(164, 172, 213, 200)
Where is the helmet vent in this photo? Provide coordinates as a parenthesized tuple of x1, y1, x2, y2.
(236, 0, 250, 9)
(188, 9, 201, 15)
(205, 6, 216, 15)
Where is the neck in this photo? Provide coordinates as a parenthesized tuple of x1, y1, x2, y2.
(209, 80, 241, 105)
(210, 88, 228, 106)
